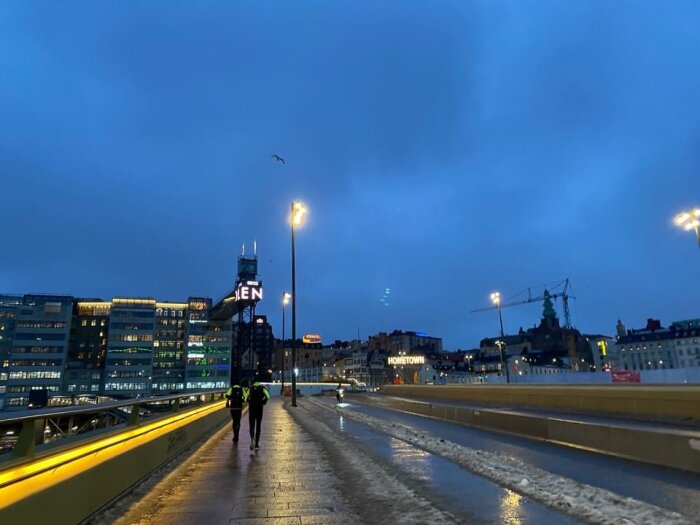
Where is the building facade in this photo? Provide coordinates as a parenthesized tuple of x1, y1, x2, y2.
(63, 299, 110, 396)
(0, 293, 246, 410)
(4, 295, 73, 408)
(0, 295, 22, 410)
(185, 298, 231, 391)
(616, 318, 700, 371)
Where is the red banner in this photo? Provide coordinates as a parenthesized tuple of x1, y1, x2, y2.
(611, 370, 641, 383)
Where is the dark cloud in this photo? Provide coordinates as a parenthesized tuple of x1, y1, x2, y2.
(1, 1, 699, 347)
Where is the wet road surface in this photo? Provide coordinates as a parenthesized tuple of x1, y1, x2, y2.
(347, 394, 700, 520)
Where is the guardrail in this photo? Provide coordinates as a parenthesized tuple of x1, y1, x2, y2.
(0, 390, 230, 525)
(0, 390, 226, 461)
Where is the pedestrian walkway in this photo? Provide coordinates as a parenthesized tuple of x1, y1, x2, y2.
(108, 399, 358, 525)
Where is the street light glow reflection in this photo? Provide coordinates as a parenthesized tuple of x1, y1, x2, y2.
(674, 207, 700, 251)
(292, 201, 307, 227)
(490, 292, 501, 306)
(674, 208, 700, 231)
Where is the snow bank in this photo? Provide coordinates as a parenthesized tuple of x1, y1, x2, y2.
(287, 401, 461, 525)
(312, 399, 692, 525)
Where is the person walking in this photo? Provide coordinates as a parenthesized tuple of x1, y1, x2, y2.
(244, 375, 270, 450)
(225, 382, 245, 443)
(336, 382, 344, 403)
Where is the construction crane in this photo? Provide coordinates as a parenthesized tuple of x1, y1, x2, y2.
(471, 278, 576, 329)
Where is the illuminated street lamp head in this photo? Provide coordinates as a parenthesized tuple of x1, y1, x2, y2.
(673, 208, 700, 232)
(490, 292, 501, 306)
(291, 200, 307, 227)
(283, 292, 291, 305)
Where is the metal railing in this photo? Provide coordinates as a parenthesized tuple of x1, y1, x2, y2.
(0, 390, 227, 463)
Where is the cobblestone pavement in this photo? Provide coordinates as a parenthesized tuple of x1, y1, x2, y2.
(110, 399, 360, 525)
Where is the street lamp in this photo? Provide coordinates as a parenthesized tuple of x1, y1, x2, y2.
(290, 200, 307, 407)
(490, 292, 510, 384)
(281, 292, 291, 394)
(673, 208, 700, 250)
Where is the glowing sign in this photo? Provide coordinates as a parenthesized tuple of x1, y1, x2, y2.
(387, 355, 426, 366)
(188, 352, 205, 359)
(187, 301, 209, 311)
(235, 281, 263, 302)
(596, 340, 608, 356)
(303, 334, 321, 344)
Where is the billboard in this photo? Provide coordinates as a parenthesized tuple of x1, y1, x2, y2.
(387, 355, 426, 366)
(303, 334, 321, 344)
(611, 370, 641, 383)
(234, 280, 263, 303)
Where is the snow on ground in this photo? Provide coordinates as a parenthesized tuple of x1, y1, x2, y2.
(310, 398, 693, 525)
(287, 401, 462, 525)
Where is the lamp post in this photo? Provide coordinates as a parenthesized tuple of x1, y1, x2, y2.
(281, 292, 291, 394)
(290, 201, 307, 407)
(490, 292, 510, 384)
(674, 208, 700, 250)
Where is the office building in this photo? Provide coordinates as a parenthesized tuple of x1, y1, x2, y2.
(63, 299, 110, 395)
(185, 298, 231, 390)
(0, 295, 22, 410)
(103, 298, 157, 397)
(4, 294, 73, 408)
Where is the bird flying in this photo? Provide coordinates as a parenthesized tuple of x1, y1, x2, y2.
(271, 154, 285, 164)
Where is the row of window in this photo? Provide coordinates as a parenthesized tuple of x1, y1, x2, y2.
(66, 384, 100, 392)
(105, 358, 152, 367)
(186, 369, 229, 378)
(77, 341, 107, 348)
(16, 321, 66, 329)
(154, 351, 184, 360)
(156, 309, 184, 317)
(111, 311, 155, 319)
(157, 319, 184, 327)
(104, 382, 149, 390)
(81, 319, 107, 327)
(72, 352, 105, 361)
(110, 334, 154, 342)
(152, 382, 185, 390)
(109, 322, 153, 330)
(107, 370, 148, 379)
(10, 360, 63, 367)
(13, 333, 67, 341)
(107, 346, 151, 354)
(186, 358, 227, 366)
(65, 371, 102, 380)
(153, 341, 182, 348)
(6, 385, 60, 393)
(185, 381, 227, 389)
(11, 346, 64, 354)
(9, 371, 62, 380)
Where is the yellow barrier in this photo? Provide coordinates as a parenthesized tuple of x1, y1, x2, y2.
(0, 401, 230, 525)
(381, 384, 700, 421)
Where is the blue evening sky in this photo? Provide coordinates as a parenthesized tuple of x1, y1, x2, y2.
(1, 1, 699, 348)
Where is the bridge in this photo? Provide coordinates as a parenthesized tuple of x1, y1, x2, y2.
(1, 385, 699, 525)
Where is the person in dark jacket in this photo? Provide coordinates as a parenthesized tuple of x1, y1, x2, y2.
(244, 375, 270, 450)
(225, 382, 245, 443)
